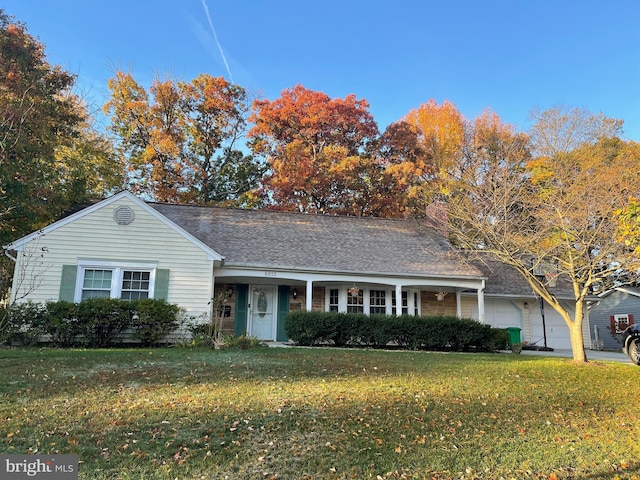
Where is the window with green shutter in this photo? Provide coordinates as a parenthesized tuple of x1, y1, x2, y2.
(61, 262, 167, 302)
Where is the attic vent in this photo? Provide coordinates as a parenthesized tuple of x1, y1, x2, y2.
(113, 206, 135, 225)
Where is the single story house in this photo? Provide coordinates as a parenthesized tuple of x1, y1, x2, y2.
(588, 287, 640, 350)
(3, 191, 592, 349)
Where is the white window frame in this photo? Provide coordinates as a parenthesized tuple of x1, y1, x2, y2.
(390, 290, 416, 315)
(369, 289, 387, 314)
(328, 288, 339, 312)
(75, 260, 157, 302)
(325, 286, 420, 315)
(614, 314, 631, 334)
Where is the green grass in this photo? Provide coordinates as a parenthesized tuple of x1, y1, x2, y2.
(1, 347, 640, 479)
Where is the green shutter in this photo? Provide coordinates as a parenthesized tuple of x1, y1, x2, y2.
(59, 265, 77, 302)
(234, 284, 249, 336)
(276, 285, 290, 342)
(155, 269, 170, 301)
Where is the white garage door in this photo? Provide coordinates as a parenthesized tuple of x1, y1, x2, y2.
(472, 298, 573, 350)
(529, 304, 571, 350)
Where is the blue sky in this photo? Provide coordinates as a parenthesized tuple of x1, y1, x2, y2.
(6, 0, 640, 139)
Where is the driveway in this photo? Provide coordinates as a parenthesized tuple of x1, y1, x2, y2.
(521, 348, 633, 364)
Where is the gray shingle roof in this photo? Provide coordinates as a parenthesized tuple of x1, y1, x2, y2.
(149, 203, 484, 279)
(471, 256, 576, 299)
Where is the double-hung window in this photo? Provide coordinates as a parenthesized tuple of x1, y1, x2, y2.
(76, 261, 156, 302)
(391, 290, 409, 315)
(120, 271, 151, 300)
(329, 288, 339, 312)
(370, 290, 387, 314)
(81, 269, 114, 299)
(346, 289, 364, 313)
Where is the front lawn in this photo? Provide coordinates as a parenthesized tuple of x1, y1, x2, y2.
(1, 347, 639, 479)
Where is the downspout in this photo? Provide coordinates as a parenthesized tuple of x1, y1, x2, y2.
(4, 248, 17, 305)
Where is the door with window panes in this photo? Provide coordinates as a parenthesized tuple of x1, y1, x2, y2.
(249, 286, 277, 340)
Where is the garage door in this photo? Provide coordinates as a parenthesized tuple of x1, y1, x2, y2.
(529, 305, 571, 350)
(471, 299, 522, 329)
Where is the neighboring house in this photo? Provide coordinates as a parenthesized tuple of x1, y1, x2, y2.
(2, 191, 591, 349)
(588, 287, 640, 350)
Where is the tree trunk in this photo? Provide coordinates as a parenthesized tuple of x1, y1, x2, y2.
(569, 319, 587, 363)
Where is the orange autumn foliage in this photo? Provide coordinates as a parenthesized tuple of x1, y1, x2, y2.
(249, 85, 405, 216)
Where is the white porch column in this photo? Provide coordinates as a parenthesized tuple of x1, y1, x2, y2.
(455, 290, 462, 317)
(395, 285, 403, 315)
(477, 280, 486, 323)
(305, 280, 313, 311)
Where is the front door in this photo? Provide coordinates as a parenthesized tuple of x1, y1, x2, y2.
(249, 285, 276, 340)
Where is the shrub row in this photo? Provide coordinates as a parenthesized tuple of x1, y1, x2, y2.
(284, 311, 509, 352)
(1, 298, 184, 347)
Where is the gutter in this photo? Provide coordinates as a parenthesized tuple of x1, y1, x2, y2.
(3, 248, 16, 262)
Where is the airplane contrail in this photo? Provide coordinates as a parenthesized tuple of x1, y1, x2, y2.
(200, 0, 234, 83)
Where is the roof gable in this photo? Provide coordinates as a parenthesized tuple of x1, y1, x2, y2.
(471, 256, 577, 299)
(598, 286, 640, 299)
(3, 192, 223, 261)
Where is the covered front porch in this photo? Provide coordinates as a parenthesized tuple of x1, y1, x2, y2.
(213, 267, 487, 341)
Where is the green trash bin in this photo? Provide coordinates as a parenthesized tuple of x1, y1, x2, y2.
(505, 327, 521, 346)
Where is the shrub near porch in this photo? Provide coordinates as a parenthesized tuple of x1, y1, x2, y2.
(284, 311, 507, 351)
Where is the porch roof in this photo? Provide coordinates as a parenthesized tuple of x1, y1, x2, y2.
(149, 203, 484, 280)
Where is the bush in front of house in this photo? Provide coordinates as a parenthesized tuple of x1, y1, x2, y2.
(43, 301, 80, 347)
(283, 310, 337, 346)
(0, 302, 46, 346)
(488, 327, 510, 351)
(284, 311, 506, 352)
(76, 298, 133, 347)
(1, 298, 184, 347)
(129, 299, 184, 346)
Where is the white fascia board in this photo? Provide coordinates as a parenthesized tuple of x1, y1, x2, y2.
(612, 287, 640, 298)
(3, 191, 224, 262)
(216, 266, 485, 289)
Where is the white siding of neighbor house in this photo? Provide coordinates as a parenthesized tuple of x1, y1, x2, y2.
(10, 196, 214, 319)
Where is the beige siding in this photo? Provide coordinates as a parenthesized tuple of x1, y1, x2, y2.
(11, 197, 214, 318)
(460, 297, 476, 318)
(421, 291, 457, 316)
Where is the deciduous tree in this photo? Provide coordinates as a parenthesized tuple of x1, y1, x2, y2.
(436, 107, 640, 362)
(404, 99, 465, 176)
(0, 10, 79, 242)
(104, 72, 261, 205)
(249, 85, 389, 215)
(0, 10, 119, 299)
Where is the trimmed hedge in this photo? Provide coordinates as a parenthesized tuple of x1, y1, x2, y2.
(1, 299, 183, 347)
(0, 302, 45, 346)
(284, 310, 507, 352)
